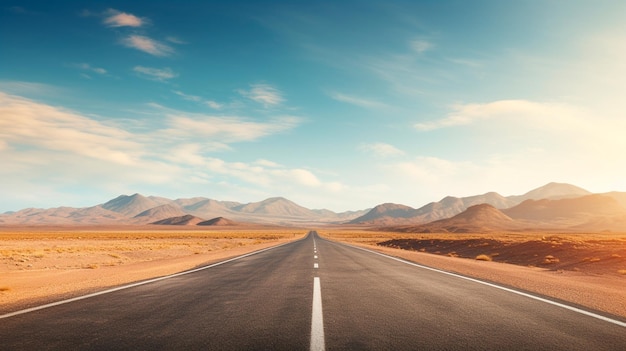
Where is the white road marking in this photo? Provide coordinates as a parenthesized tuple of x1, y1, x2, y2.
(314, 255, 318, 259)
(310, 277, 325, 351)
(0, 240, 298, 320)
(346, 243, 626, 328)
(314, 263, 319, 268)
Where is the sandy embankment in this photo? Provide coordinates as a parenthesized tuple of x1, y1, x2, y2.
(0, 229, 305, 314)
(321, 232, 626, 319)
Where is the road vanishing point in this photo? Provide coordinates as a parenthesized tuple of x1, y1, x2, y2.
(1, 231, 624, 350)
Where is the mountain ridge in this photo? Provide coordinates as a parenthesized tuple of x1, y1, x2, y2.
(2, 182, 625, 230)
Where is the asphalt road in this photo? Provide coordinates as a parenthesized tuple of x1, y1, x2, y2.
(1, 231, 624, 350)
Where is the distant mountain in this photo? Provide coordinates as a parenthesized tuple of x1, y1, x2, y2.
(394, 204, 516, 233)
(352, 183, 593, 226)
(101, 193, 167, 217)
(133, 204, 187, 222)
(351, 192, 516, 225)
(601, 192, 626, 208)
(0, 206, 126, 225)
(152, 214, 205, 225)
(179, 198, 236, 219)
(233, 197, 318, 218)
(503, 194, 625, 223)
(197, 217, 238, 226)
(349, 203, 415, 224)
(507, 182, 591, 203)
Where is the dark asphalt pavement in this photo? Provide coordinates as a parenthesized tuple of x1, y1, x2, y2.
(1, 231, 624, 350)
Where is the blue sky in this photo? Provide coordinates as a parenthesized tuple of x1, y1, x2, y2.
(1, 1, 626, 212)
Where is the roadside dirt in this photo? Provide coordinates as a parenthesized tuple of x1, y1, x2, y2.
(321, 231, 626, 319)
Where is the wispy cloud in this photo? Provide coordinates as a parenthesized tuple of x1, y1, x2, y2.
(414, 100, 577, 131)
(0, 81, 58, 95)
(239, 84, 285, 107)
(0, 92, 140, 165)
(330, 92, 389, 109)
(0, 92, 325, 201)
(173, 90, 201, 102)
(165, 36, 187, 44)
(103, 9, 143, 27)
(173, 90, 222, 109)
(410, 39, 433, 54)
(163, 114, 301, 143)
(74, 63, 107, 75)
(204, 100, 223, 109)
(134, 66, 177, 81)
(360, 142, 405, 158)
(122, 35, 174, 56)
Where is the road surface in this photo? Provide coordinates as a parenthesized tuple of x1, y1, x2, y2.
(1, 231, 624, 350)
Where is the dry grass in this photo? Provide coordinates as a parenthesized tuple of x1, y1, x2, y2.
(0, 229, 305, 273)
(475, 254, 492, 261)
(0, 286, 10, 292)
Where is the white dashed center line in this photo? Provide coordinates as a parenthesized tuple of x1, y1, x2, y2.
(310, 277, 325, 351)
(314, 263, 319, 268)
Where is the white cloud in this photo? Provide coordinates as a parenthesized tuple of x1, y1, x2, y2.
(204, 100, 223, 109)
(75, 63, 107, 75)
(0, 92, 141, 165)
(164, 115, 301, 142)
(410, 39, 433, 54)
(173, 90, 223, 109)
(122, 35, 174, 56)
(134, 66, 178, 81)
(329, 92, 388, 108)
(173, 90, 201, 102)
(239, 84, 284, 107)
(103, 9, 143, 27)
(414, 100, 583, 131)
(360, 142, 404, 158)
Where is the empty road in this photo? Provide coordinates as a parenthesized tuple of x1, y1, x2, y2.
(1, 231, 624, 350)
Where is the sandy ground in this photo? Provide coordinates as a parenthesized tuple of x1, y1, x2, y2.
(319, 231, 626, 319)
(2, 228, 624, 321)
(0, 229, 305, 314)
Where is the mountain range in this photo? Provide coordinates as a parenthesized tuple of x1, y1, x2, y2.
(1, 182, 626, 232)
(0, 194, 369, 226)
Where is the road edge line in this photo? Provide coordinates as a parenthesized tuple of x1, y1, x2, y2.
(331, 240, 626, 328)
(0, 238, 301, 320)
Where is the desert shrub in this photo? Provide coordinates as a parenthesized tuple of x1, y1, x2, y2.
(543, 255, 560, 264)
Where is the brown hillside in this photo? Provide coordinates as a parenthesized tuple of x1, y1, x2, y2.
(151, 214, 205, 225)
(503, 194, 626, 222)
(393, 204, 517, 233)
(197, 217, 238, 226)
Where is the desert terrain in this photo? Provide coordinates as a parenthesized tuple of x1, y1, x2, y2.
(0, 226, 305, 314)
(320, 230, 626, 318)
(2, 225, 625, 321)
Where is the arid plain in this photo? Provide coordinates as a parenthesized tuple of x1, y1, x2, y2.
(1, 226, 624, 320)
(0, 226, 305, 314)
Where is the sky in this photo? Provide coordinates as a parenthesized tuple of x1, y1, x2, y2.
(1, 1, 626, 213)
